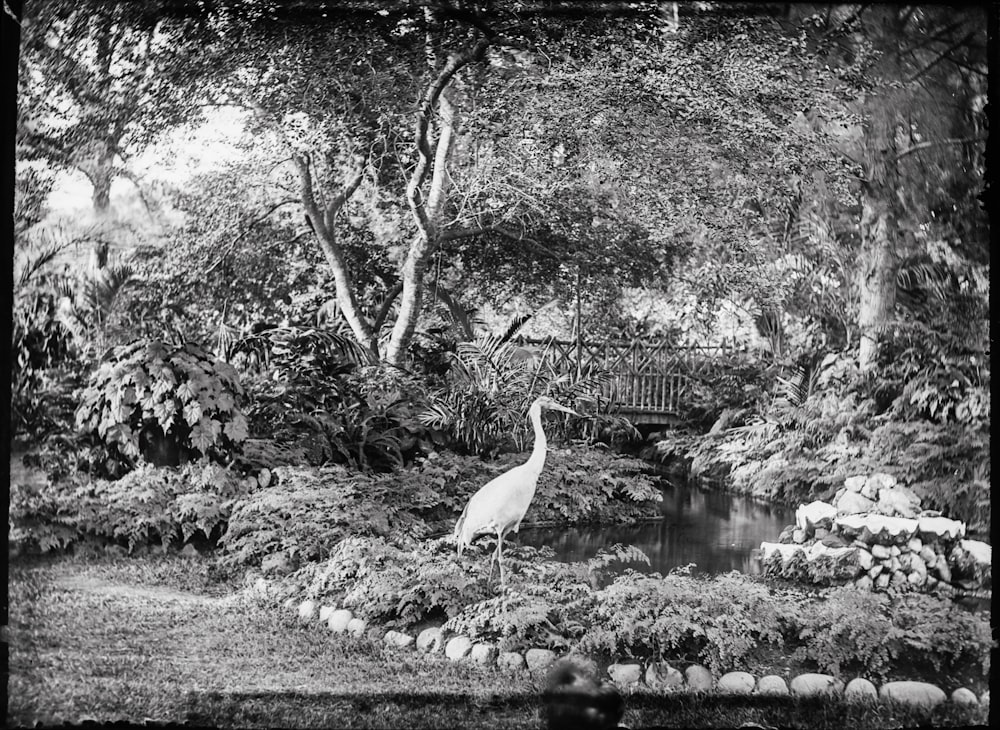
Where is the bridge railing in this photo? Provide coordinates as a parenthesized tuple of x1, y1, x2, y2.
(513, 337, 732, 416)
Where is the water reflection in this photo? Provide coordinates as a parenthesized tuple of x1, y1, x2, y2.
(516, 479, 791, 576)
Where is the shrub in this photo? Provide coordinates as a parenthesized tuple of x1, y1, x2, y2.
(233, 326, 438, 470)
(420, 333, 627, 456)
(76, 339, 249, 474)
(220, 466, 436, 567)
(889, 592, 993, 675)
(10, 462, 253, 553)
(791, 587, 898, 679)
(578, 572, 791, 673)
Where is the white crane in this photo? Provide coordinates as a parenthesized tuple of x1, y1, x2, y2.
(453, 395, 577, 588)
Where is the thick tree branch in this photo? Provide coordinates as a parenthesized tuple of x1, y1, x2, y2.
(894, 136, 986, 162)
(372, 282, 404, 334)
(906, 32, 975, 84)
(406, 38, 490, 237)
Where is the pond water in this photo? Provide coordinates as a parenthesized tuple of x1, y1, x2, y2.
(516, 478, 792, 576)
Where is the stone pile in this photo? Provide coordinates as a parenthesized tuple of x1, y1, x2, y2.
(760, 472, 991, 595)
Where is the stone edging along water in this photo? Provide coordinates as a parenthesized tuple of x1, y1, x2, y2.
(267, 593, 989, 713)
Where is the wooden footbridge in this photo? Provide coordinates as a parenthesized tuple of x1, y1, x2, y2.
(513, 337, 734, 424)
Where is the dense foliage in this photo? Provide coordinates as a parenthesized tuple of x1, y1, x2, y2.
(75, 339, 249, 475)
(285, 535, 991, 681)
(9, 462, 254, 554)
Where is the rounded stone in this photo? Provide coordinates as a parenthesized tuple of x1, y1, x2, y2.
(717, 671, 755, 694)
(950, 687, 978, 706)
(608, 663, 643, 687)
(346, 617, 367, 637)
(497, 651, 526, 672)
(383, 630, 415, 648)
(524, 648, 557, 672)
(645, 662, 684, 692)
(792, 529, 807, 544)
(871, 545, 891, 560)
(470, 642, 498, 665)
(907, 537, 923, 553)
(445, 635, 473, 661)
(790, 673, 844, 697)
(756, 675, 789, 696)
(327, 609, 353, 633)
(844, 678, 878, 702)
(318, 605, 334, 623)
(416, 627, 444, 653)
(878, 681, 946, 709)
(684, 664, 714, 691)
(298, 599, 318, 621)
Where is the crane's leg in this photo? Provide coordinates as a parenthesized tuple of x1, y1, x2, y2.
(496, 528, 506, 590)
(487, 538, 499, 584)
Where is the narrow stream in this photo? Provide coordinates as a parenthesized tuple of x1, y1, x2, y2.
(516, 477, 792, 576)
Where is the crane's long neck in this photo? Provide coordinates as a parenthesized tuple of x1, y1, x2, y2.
(525, 403, 547, 473)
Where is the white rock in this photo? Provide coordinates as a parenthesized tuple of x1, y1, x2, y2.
(868, 564, 883, 578)
(258, 468, 272, 488)
(836, 515, 919, 543)
(907, 570, 926, 587)
(346, 617, 367, 637)
(319, 606, 334, 623)
(909, 554, 927, 575)
(796, 501, 838, 532)
(298, 599, 318, 621)
(756, 675, 789, 696)
(792, 528, 807, 544)
(875, 573, 890, 590)
(919, 546, 938, 566)
(856, 548, 873, 571)
(879, 681, 946, 709)
(684, 664, 714, 691)
(878, 487, 920, 518)
(907, 537, 923, 553)
(837, 491, 876, 515)
(871, 544, 891, 560)
(525, 648, 557, 671)
(416, 627, 444, 653)
(790, 673, 844, 697)
(950, 687, 978, 706)
(717, 671, 755, 694)
(445, 636, 473, 660)
(855, 575, 873, 591)
(645, 662, 684, 691)
(383, 630, 414, 648)
(889, 545, 901, 557)
(608, 663, 643, 687)
(844, 475, 866, 492)
(497, 651, 526, 671)
(865, 472, 897, 493)
(917, 516, 965, 541)
(844, 677, 878, 702)
(328, 609, 353, 633)
(469, 642, 498, 665)
(960, 539, 991, 566)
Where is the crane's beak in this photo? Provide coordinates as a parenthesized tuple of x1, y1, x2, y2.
(547, 401, 578, 416)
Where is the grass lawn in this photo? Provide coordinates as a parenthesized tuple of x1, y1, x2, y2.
(7, 552, 990, 729)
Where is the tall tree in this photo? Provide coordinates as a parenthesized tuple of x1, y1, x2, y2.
(17, 0, 206, 213)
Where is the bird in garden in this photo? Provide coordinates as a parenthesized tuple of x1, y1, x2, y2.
(453, 395, 577, 588)
(544, 658, 628, 730)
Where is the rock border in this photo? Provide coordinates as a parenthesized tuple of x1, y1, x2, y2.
(279, 595, 987, 712)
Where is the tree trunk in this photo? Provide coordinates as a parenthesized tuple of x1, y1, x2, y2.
(854, 6, 907, 373)
(857, 194, 897, 371)
(386, 39, 486, 364)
